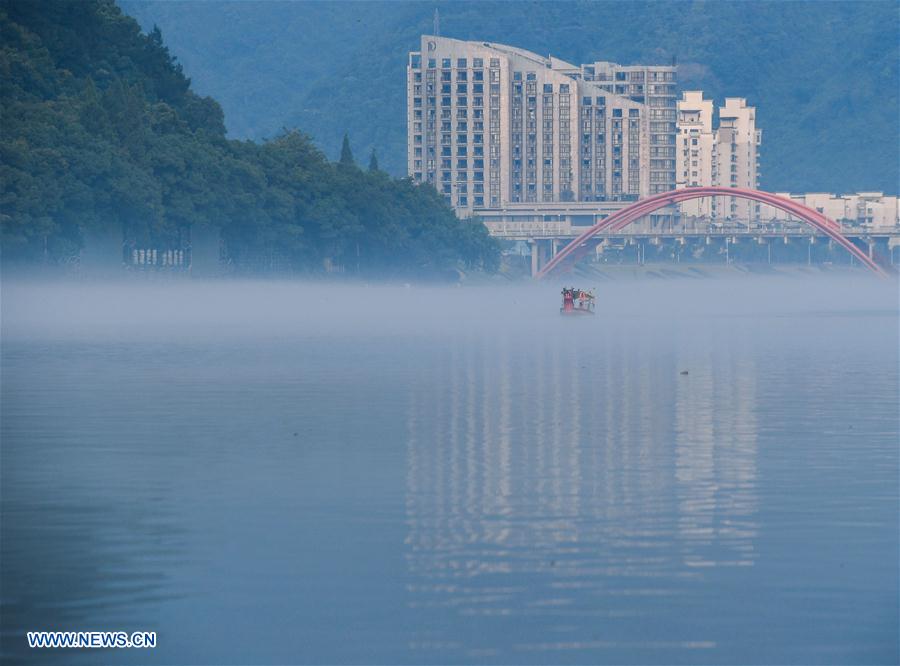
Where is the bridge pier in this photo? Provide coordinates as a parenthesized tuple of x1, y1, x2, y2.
(530, 239, 556, 277)
(528, 238, 560, 277)
(889, 237, 900, 266)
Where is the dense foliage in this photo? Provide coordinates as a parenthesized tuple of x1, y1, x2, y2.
(0, 0, 499, 275)
(122, 0, 899, 195)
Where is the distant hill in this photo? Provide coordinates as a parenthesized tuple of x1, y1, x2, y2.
(121, 0, 899, 194)
(0, 0, 498, 275)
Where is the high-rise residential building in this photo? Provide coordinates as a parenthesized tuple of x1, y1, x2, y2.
(407, 36, 677, 217)
(676, 91, 715, 220)
(717, 98, 762, 223)
(579, 60, 678, 195)
(676, 93, 762, 225)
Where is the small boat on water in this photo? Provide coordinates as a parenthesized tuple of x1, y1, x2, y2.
(560, 287, 596, 316)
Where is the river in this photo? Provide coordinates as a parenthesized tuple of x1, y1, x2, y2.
(1, 275, 897, 664)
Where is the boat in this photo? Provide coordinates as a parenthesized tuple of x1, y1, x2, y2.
(560, 287, 596, 316)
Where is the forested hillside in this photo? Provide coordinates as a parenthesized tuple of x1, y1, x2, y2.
(0, 0, 498, 275)
(121, 0, 899, 195)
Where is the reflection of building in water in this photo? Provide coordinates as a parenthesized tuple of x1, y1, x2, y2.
(404, 327, 759, 619)
(675, 353, 758, 568)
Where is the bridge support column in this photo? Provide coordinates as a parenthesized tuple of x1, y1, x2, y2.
(530, 240, 539, 277)
(889, 237, 900, 266)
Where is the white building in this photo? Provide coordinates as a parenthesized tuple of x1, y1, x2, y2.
(763, 192, 899, 230)
(676, 93, 761, 226)
(407, 36, 676, 217)
(676, 91, 715, 220)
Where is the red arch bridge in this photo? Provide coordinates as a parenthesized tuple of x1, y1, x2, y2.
(533, 187, 890, 279)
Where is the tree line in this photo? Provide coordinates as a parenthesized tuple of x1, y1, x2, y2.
(0, 0, 499, 276)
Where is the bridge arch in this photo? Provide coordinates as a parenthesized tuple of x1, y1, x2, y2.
(535, 187, 888, 279)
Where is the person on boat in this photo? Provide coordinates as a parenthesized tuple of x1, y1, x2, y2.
(561, 287, 575, 312)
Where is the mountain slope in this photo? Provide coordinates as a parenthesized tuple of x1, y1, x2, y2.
(121, 0, 899, 194)
(0, 0, 498, 274)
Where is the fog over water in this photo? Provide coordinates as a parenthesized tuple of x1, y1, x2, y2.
(1, 276, 898, 664)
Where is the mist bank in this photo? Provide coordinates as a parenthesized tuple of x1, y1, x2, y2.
(0, 1, 499, 278)
(3, 275, 897, 346)
(0, 254, 883, 287)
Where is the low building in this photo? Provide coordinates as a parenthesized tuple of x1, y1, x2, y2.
(763, 192, 899, 230)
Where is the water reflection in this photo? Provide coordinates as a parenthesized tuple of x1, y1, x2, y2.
(404, 325, 759, 652)
(675, 354, 758, 569)
(0, 345, 187, 664)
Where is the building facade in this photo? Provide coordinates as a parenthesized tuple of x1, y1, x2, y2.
(764, 192, 899, 230)
(407, 36, 676, 217)
(676, 93, 762, 225)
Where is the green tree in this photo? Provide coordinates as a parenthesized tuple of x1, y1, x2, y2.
(0, 0, 499, 277)
(338, 133, 354, 167)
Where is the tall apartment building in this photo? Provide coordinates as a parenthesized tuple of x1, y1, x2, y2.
(676, 91, 715, 220)
(676, 92, 762, 225)
(579, 60, 677, 196)
(407, 36, 676, 217)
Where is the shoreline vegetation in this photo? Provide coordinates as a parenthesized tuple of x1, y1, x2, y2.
(0, 0, 500, 279)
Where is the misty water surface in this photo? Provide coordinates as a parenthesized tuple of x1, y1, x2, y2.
(1, 276, 898, 664)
